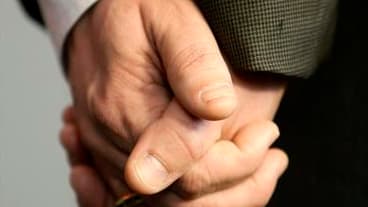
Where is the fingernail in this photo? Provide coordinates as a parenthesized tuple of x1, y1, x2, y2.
(135, 154, 169, 190)
(200, 83, 235, 104)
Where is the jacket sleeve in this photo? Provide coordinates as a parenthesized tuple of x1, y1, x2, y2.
(19, 0, 338, 78)
(196, 0, 338, 78)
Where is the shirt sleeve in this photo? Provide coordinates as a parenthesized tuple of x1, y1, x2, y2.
(37, 0, 98, 55)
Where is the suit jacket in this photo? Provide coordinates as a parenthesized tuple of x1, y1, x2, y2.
(20, 0, 337, 78)
(20, 1, 368, 207)
(271, 1, 368, 206)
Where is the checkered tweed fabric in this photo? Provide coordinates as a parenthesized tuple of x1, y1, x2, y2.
(197, 0, 338, 77)
(20, 0, 338, 77)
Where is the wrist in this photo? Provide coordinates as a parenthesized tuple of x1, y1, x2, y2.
(63, 4, 97, 77)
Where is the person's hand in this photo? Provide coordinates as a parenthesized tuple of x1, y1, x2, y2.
(66, 0, 237, 195)
(60, 110, 115, 207)
(60, 107, 288, 207)
(66, 0, 287, 197)
(62, 65, 288, 203)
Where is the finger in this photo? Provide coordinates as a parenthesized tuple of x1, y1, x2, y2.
(125, 100, 222, 194)
(172, 121, 280, 198)
(70, 165, 115, 207)
(77, 114, 128, 172)
(151, 0, 236, 120)
(62, 106, 75, 123)
(93, 155, 131, 198)
(153, 149, 288, 207)
(73, 111, 138, 199)
(60, 122, 128, 198)
(59, 123, 88, 166)
(246, 149, 289, 206)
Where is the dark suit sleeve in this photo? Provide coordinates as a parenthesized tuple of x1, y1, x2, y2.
(19, 0, 337, 78)
(197, 0, 338, 78)
(18, 0, 44, 26)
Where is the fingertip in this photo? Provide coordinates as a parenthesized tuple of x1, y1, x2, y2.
(59, 124, 77, 150)
(124, 158, 144, 194)
(234, 120, 280, 153)
(70, 166, 107, 207)
(200, 91, 237, 120)
(186, 79, 237, 120)
(266, 148, 289, 178)
(251, 120, 280, 139)
(59, 124, 87, 166)
(124, 158, 152, 195)
(268, 121, 280, 139)
(173, 82, 237, 121)
(124, 154, 168, 195)
(275, 149, 289, 176)
(62, 105, 75, 123)
(70, 166, 88, 191)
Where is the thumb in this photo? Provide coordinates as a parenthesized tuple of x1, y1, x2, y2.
(155, 0, 237, 120)
(125, 100, 222, 194)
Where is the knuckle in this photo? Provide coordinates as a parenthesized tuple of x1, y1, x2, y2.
(255, 120, 280, 139)
(166, 125, 205, 163)
(170, 43, 219, 80)
(86, 83, 126, 137)
(87, 90, 113, 126)
(174, 166, 212, 198)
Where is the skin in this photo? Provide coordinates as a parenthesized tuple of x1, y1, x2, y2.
(60, 107, 288, 207)
(64, 0, 288, 203)
(67, 0, 238, 195)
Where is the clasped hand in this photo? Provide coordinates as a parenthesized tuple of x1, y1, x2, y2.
(61, 0, 288, 206)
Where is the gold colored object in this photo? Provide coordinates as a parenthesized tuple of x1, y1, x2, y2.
(115, 193, 144, 207)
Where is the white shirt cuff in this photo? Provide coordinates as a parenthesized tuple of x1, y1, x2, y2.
(38, 0, 98, 56)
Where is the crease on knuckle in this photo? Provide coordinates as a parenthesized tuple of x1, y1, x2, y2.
(175, 165, 212, 199)
(166, 126, 204, 164)
(88, 91, 114, 126)
(170, 43, 218, 80)
(86, 86, 129, 140)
